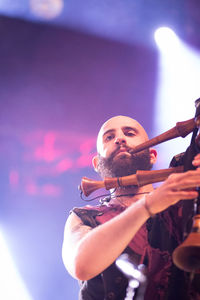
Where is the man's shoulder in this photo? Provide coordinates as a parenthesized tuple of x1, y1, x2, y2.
(71, 204, 106, 214)
(70, 204, 107, 228)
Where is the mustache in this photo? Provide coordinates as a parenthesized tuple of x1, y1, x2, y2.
(110, 145, 133, 158)
(110, 145, 149, 160)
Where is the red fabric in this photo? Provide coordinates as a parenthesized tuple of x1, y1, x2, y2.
(94, 203, 172, 300)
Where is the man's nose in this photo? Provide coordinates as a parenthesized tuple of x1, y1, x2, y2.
(114, 136, 126, 145)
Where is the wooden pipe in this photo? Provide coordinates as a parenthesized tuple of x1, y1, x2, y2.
(80, 166, 184, 197)
(131, 118, 196, 154)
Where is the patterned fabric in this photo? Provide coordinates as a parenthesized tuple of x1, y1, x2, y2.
(71, 201, 200, 300)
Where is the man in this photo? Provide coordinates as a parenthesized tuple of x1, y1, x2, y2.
(62, 116, 200, 300)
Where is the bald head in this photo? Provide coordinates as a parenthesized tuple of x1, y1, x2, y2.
(96, 115, 149, 155)
(92, 115, 155, 178)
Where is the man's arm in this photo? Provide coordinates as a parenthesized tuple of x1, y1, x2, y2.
(62, 166, 200, 281)
(62, 198, 150, 281)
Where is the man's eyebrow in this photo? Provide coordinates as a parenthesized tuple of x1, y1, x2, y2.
(122, 126, 138, 133)
(102, 127, 138, 138)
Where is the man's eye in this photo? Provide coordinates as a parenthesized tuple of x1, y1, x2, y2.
(105, 135, 114, 141)
(126, 131, 135, 136)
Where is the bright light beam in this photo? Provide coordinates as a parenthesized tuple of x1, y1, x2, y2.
(154, 27, 180, 53)
(154, 27, 200, 169)
(30, 0, 64, 19)
(0, 229, 33, 300)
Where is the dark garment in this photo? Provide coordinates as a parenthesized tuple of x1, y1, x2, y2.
(72, 202, 200, 300)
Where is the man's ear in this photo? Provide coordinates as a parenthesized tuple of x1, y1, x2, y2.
(92, 155, 99, 172)
(149, 148, 157, 164)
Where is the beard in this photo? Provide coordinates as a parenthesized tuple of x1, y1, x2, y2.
(97, 147, 153, 178)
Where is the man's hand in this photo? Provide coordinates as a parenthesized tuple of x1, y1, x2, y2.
(192, 153, 200, 167)
(146, 153, 200, 214)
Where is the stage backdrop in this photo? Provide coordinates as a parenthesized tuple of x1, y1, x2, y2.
(0, 16, 158, 300)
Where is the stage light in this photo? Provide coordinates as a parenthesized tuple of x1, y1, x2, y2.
(0, 229, 33, 300)
(154, 29, 200, 168)
(30, 0, 64, 19)
(154, 27, 180, 52)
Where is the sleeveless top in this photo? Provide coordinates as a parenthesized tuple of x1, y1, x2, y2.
(71, 202, 200, 300)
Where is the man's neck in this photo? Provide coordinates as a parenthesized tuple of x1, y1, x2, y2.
(109, 184, 154, 207)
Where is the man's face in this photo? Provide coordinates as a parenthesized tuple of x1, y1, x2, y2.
(94, 116, 154, 178)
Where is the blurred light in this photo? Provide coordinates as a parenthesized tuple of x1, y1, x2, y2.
(34, 132, 59, 162)
(76, 154, 94, 168)
(154, 28, 200, 168)
(116, 254, 146, 283)
(0, 229, 33, 300)
(41, 184, 61, 196)
(30, 0, 64, 19)
(56, 159, 73, 173)
(129, 279, 140, 289)
(26, 181, 38, 195)
(9, 170, 19, 188)
(154, 27, 180, 53)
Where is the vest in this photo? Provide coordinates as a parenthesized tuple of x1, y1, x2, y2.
(71, 202, 200, 300)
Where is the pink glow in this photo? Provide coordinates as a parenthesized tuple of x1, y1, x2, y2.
(26, 182, 38, 195)
(7, 130, 97, 196)
(25, 182, 62, 197)
(41, 184, 61, 196)
(80, 138, 96, 154)
(76, 154, 94, 168)
(77, 138, 96, 168)
(56, 159, 73, 173)
(22, 130, 96, 162)
(9, 170, 19, 187)
(34, 132, 60, 162)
